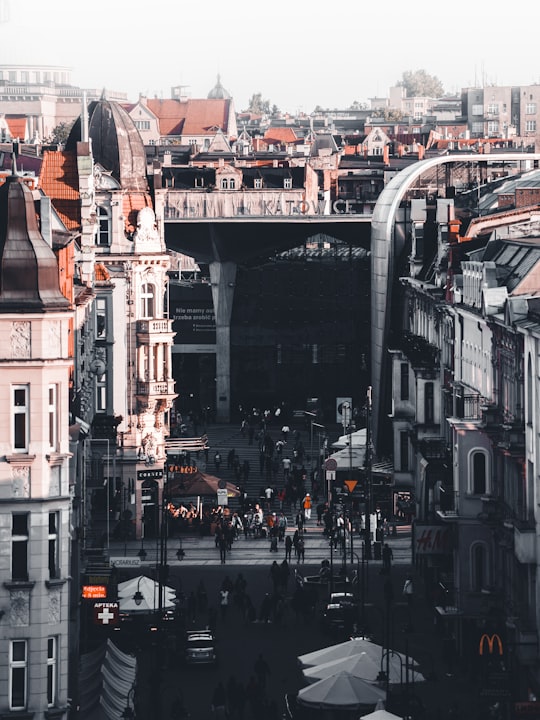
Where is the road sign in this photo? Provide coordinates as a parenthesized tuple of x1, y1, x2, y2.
(325, 458, 337, 471)
(93, 602, 119, 626)
(325, 470, 336, 481)
(344, 480, 358, 493)
(217, 488, 228, 506)
(110, 557, 141, 568)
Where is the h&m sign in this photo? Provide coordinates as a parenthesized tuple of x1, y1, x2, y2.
(414, 525, 453, 555)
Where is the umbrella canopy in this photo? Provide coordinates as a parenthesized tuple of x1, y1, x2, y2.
(297, 671, 386, 709)
(360, 709, 404, 720)
(331, 428, 367, 449)
(117, 575, 176, 613)
(299, 638, 383, 668)
(303, 651, 425, 685)
(167, 469, 240, 497)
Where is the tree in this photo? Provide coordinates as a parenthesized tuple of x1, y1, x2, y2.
(247, 93, 271, 114)
(349, 100, 368, 111)
(398, 69, 444, 98)
(370, 107, 404, 121)
(48, 120, 75, 146)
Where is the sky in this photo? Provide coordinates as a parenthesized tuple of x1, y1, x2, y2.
(1, 0, 539, 114)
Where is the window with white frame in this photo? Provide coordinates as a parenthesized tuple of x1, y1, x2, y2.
(471, 122, 483, 134)
(95, 298, 107, 339)
(10, 640, 27, 710)
(487, 104, 499, 114)
(13, 384, 29, 452)
(48, 384, 57, 452)
(487, 121, 499, 134)
(47, 637, 57, 706)
(526, 103, 537, 114)
(284, 177, 293, 189)
(96, 206, 111, 246)
(254, 178, 263, 189)
(96, 377, 107, 412)
(526, 120, 537, 132)
(424, 382, 434, 424)
(140, 283, 155, 319)
(472, 104, 483, 116)
(12, 513, 29, 581)
(48, 512, 59, 579)
(220, 178, 228, 190)
(135, 120, 150, 131)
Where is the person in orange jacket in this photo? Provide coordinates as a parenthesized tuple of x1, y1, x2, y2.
(302, 493, 312, 520)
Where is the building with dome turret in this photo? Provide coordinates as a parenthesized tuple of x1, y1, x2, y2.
(0, 160, 72, 717)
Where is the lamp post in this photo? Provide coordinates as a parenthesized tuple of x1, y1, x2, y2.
(133, 576, 144, 607)
(364, 387, 373, 561)
(305, 411, 317, 476)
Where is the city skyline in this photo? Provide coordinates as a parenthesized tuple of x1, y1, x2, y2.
(1, 0, 539, 114)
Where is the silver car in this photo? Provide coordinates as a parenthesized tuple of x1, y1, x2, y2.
(184, 630, 217, 665)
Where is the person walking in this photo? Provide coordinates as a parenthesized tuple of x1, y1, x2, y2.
(302, 493, 312, 520)
(382, 543, 393, 574)
(214, 451, 221, 472)
(297, 535, 305, 563)
(254, 652, 271, 691)
(285, 534, 293, 561)
(219, 587, 229, 621)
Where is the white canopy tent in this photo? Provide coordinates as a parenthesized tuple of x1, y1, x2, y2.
(117, 575, 176, 614)
(297, 671, 386, 710)
(302, 651, 425, 685)
(298, 639, 419, 670)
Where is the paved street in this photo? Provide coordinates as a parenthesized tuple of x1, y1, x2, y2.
(85, 420, 484, 719)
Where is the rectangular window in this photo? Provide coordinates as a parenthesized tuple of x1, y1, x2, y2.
(399, 431, 409, 472)
(194, 177, 205, 188)
(471, 122, 484, 134)
(425, 382, 434, 424)
(10, 640, 27, 710)
(135, 120, 150, 130)
(254, 178, 263, 189)
(96, 206, 110, 246)
(12, 513, 29, 581)
(47, 637, 57, 706)
(526, 120, 537, 132)
(284, 178, 293, 189)
(487, 104, 499, 114)
(471, 104, 483, 116)
(48, 512, 59, 579)
(400, 363, 409, 401)
(48, 384, 57, 451)
(526, 103, 537, 114)
(487, 121, 499, 134)
(95, 298, 107, 339)
(13, 384, 29, 452)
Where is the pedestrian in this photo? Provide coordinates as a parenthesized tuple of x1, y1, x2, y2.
(297, 536, 305, 563)
(403, 574, 414, 630)
(382, 543, 393, 573)
(280, 559, 290, 590)
(218, 533, 227, 564)
(302, 493, 312, 520)
(211, 681, 227, 718)
(281, 424, 290, 442)
(254, 652, 271, 690)
(214, 451, 221, 472)
(295, 510, 305, 533)
(285, 534, 293, 561)
(220, 587, 229, 620)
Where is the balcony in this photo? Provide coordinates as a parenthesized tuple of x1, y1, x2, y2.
(395, 331, 439, 369)
(436, 485, 459, 520)
(137, 319, 174, 341)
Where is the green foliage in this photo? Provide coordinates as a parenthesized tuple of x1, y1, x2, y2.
(398, 69, 444, 98)
(370, 107, 404, 121)
(247, 93, 271, 114)
(48, 120, 75, 146)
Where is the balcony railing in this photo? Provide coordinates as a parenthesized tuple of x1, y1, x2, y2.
(136, 380, 175, 396)
(137, 319, 173, 334)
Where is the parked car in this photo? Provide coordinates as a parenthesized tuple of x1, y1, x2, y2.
(184, 629, 217, 665)
(321, 592, 359, 632)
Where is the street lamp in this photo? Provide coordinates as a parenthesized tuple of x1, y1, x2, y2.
(133, 576, 144, 607)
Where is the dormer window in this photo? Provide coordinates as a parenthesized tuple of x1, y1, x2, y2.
(284, 177, 292, 189)
(220, 177, 236, 190)
(96, 205, 111, 246)
(194, 177, 205, 188)
(254, 178, 263, 189)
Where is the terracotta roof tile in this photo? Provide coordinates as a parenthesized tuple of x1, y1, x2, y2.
(95, 262, 110, 281)
(146, 98, 231, 138)
(5, 116, 27, 140)
(38, 150, 80, 230)
(122, 192, 153, 234)
(263, 127, 298, 144)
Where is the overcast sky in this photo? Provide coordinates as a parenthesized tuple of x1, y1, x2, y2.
(1, 0, 538, 113)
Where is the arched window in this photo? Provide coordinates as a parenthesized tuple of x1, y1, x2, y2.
(471, 542, 489, 592)
(470, 449, 488, 495)
(140, 283, 155, 319)
(96, 205, 111, 246)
